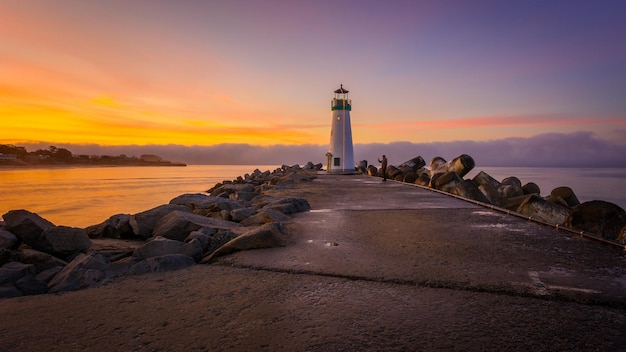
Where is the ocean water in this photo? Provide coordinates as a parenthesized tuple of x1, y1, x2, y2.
(0, 165, 624, 228)
(0, 165, 278, 228)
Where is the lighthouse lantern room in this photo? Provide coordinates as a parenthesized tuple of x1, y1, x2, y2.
(327, 84, 355, 173)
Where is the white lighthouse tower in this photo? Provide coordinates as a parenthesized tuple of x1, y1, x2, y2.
(327, 84, 355, 173)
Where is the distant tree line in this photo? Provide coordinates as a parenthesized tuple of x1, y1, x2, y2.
(0, 144, 184, 166)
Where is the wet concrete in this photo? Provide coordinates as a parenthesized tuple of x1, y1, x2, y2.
(221, 173, 626, 306)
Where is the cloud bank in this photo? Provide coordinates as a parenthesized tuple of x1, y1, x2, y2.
(16, 131, 626, 168)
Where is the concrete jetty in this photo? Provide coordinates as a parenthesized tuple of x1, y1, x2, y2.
(2, 173, 625, 351)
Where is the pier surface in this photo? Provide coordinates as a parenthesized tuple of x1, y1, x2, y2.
(2, 173, 625, 351)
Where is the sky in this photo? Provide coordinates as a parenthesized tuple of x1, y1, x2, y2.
(1, 0, 625, 166)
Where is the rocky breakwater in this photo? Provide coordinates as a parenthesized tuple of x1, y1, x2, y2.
(361, 154, 626, 245)
(0, 162, 323, 298)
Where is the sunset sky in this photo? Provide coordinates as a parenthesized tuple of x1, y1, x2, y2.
(1, 0, 625, 164)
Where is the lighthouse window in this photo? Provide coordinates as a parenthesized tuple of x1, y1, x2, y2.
(334, 157, 340, 166)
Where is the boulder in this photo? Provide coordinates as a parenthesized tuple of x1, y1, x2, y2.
(152, 210, 241, 242)
(205, 229, 239, 255)
(126, 254, 196, 276)
(450, 180, 490, 204)
(414, 173, 430, 187)
(186, 227, 216, 252)
(551, 187, 580, 207)
(14, 249, 67, 271)
(133, 236, 203, 262)
(48, 252, 111, 293)
(397, 156, 426, 174)
(240, 209, 290, 226)
(501, 176, 522, 188)
(0, 229, 18, 249)
(516, 194, 572, 225)
(429, 157, 447, 176)
(201, 223, 286, 263)
(0, 261, 36, 285)
(564, 201, 626, 241)
(261, 197, 311, 214)
(35, 226, 92, 259)
(386, 166, 402, 180)
(402, 173, 418, 184)
(439, 154, 475, 178)
(85, 214, 133, 239)
(478, 183, 507, 207)
(169, 193, 222, 208)
(522, 182, 541, 195)
(367, 165, 378, 177)
(15, 275, 48, 295)
(498, 184, 524, 198)
(0, 283, 23, 298)
(472, 171, 502, 190)
(231, 207, 257, 222)
(130, 204, 192, 240)
(2, 209, 55, 247)
(431, 172, 462, 193)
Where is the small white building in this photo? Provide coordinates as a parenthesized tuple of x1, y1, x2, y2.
(327, 85, 355, 173)
(0, 153, 17, 161)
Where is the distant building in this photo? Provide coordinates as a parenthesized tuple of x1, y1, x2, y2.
(139, 154, 163, 162)
(0, 153, 17, 161)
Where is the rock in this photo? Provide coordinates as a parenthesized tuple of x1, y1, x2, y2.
(478, 183, 507, 207)
(367, 165, 378, 177)
(618, 226, 626, 244)
(522, 182, 541, 195)
(0, 229, 18, 249)
(0, 283, 23, 298)
(414, 173, 430, 187)
(126, 254, 195, 276)
(201, 223, 286, 263)
(152, 210, 241, 242)
(397, 156, 426, 174)
(498, 184, 524, 198)
(261, 197, 311, 214)
(501, 176, 522, 188)
(386, 166, 402, 180)
(48, 252, 111, 293)
(564, 201, 626, 241)
(450, 180, 490, 203)
(402, 173, 418, 184)
(431, 172, 462, 193)
(441, 154, 475, 178)
(516, 194, 572, 225)
(2, 209, 55, 247)
(0, 261, 36, 285)
(85, 214, 133, 239)
(186, 227, 216, 252)
(231, 207, 257, 222)
(133, 236, 203, 262)
(551, 187, 580, 207)
(14, 249, 67, 271)
(169, 193, 222, 208)
(35, 266, 63, 283)
(15, 275, 48, 295)
(206, 229, 239, 255)
(35, 226, 92, 259)
(429, 157, 447, 176)
(130, 204, 192, 240)
(472, 171, 502, 190)
(240, 209, 290, 226)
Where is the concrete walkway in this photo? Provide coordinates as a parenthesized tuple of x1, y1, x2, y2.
(1, 173, 625, 351)
(226, 173, 626, 305)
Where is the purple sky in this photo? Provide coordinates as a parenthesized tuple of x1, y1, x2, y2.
(1, 0, 625, 166)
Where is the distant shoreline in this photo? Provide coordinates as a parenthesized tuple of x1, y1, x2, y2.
(0, 162, 186, 169)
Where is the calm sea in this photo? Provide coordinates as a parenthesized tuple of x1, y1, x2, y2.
(1, 165, 625, 228)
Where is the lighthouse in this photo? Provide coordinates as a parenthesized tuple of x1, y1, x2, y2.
(327, 84, 355, 173)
